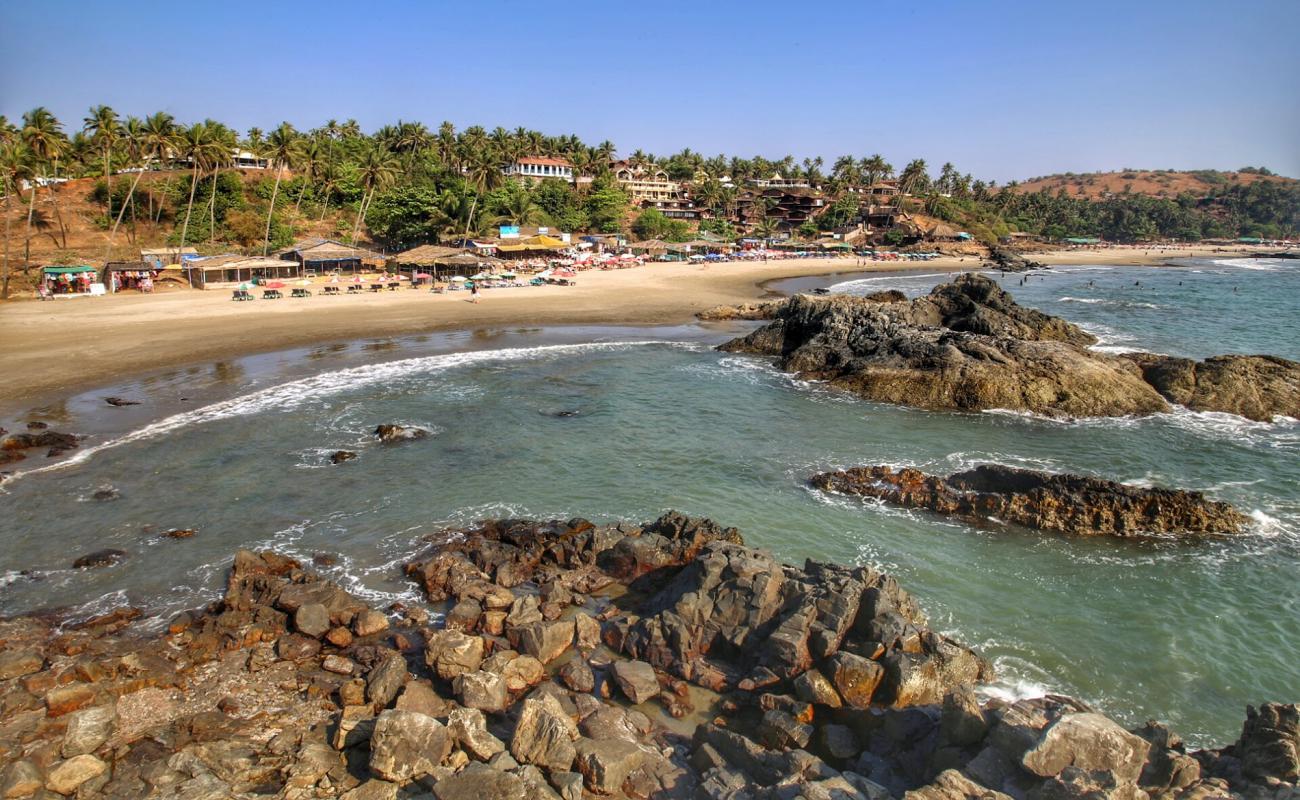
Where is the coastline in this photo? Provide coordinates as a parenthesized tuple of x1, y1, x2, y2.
(0, 245, 1270, 414)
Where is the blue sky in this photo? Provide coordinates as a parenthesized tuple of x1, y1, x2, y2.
(2, 0, 1297, 182)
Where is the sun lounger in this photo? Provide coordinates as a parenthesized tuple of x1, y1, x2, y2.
(232, 289, 254, 301)
(323, 285, 340, 295)
(291, 288, 312, 298)
(261, 289, 282, 299)
(347, 285, 362, 294)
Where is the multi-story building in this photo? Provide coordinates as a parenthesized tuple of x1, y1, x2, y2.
(502, 156, 574, 183)
(612, 160, 679, 202)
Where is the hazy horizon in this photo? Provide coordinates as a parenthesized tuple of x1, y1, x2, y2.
(2, 0, 1297, 183)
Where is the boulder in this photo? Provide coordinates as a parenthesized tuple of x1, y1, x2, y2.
(45, 755, 108, 796)
(0, 649, 44, 680)
(1, 760, 43, 799)
(827, 652, 885, 709)
(1021, 712, 1150, 785)
(1123, 352, 1300, 422)
(294, 603, 331, 637)
(611, 660, 659, 705)
(812, 464, 1248, 537)
(330, 450, 358, 464)
(794, 667, 843, 708)
(426, 629, 486, 680)
(906, 768, 1014, 800)
(367, 652, 410, 708)
(354, 608, 390, 636)
(61, 703, 117, 757)
(558, 659, 595, 693)
(430, 763, 527, 800)
(368, 709, 452, 783)
(1235, 702, 1299, 782)
(516, 619, 574, 664)
(455, 670, 509, 713)
(448, 707, 506, 760)
(574, 737, 646, 794)
(511, 695, 580, 773)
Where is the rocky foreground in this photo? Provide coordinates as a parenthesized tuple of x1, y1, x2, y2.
(810, 464, 1249, 537)
(718, 274, 1300, 420)
(1, 513, 1296, 799)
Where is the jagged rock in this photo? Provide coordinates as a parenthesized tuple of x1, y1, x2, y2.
(341, 780, 400, 800)
(1235, 703, 1299, 782)
(516, 619, 574, 664)
(45, 755, 108, 795)
(1123, 352, 1300, 421)
(986, 246, 1045, 273)
(61, 703, 116, 757)
(574, 612, 601, 651)
(366, 652, 409, 708)
(827, 652, 886, 709)
(369, 709, 452, 783)
(330, 450, 358, 464)
(759, 709, 814, 750)
(72, 549, 127, 569)
(907, 768, 1014, 800)
(448, 707, 506, 761)
(821, 724, 860, 761)
(795, 667, 843, 708)
(91, 485, 120, 501)
(611, 660, 659, 704)
(1, 429, 80, 455)
(45, 684, 97, 717)
(426, 630, 486, 681)
(720, 275, 1172, 418)
(697, 300, 785, 321)
(1, 760, 43, 799)
(558, 659, 595, 693)
(354, 609, 390, 637)
(511, 694, 580, 773)
(277, 634, 321, 661)
(455, 670, 509, 713)
(0, 650, 44, 680)
(1021, 712, 1150, 785)
(374, 424, 429, 443)
(431, 763, 527, 800)
(294, 603, 331, 637)
(940, 686, 989, 747)
(812, 464, 1248, 537)
(574, 737, 646, 794)
(552, 770, 584, 800)
(104, 397, 140, 406)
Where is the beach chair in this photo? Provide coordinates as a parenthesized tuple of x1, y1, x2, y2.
(261, 289, 282, 299)
(323, 285, 340, 295)
(347, 284, 362, 294)
(291, 288, 312, 298)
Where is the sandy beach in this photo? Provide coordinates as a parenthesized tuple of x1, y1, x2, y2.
(0, 245, 1273, 409)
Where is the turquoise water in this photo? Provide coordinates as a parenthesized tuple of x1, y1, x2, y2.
(1, 259, 1296, 746)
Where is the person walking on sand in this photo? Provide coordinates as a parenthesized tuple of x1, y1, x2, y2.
(469, 283, 481, 304)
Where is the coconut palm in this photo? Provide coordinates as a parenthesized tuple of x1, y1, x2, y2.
(860, 154, 893, 186)
(1, 142, 33, 298)
(0, 116, 17, 146)
(261, 122, 298, 255)
(491, 183, 542, 227)
(349, 144, 399, 245)
(84, 105, 121, 218)
(108, 112, 174, 246)
(294, 136, 324, 213)
(20, 107, 67, 264)
(205, 122, 236, 244)
(176, 121, 222, 248)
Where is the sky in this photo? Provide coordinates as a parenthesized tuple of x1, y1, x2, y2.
(2, 0, 1297, 183)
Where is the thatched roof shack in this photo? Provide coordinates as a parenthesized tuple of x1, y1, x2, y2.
(186, 256, 304, 289)
(277, 239, 385, 274)
(390, 244, 463, 268)
(436, 251, 505, 277)
(629, 239, 671, 252)
(496, 234, 569, 259)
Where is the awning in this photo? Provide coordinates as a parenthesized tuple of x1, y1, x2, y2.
(43, 266, 97, 274)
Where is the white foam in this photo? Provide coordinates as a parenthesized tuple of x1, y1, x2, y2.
(2, 341, 678, 485)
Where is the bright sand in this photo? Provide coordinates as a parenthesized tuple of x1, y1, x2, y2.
(0, 245, 1272, 408)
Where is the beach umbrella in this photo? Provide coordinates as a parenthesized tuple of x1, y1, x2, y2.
(267, 281, 286, 289)
(450, 276, 467, 282)
(415, 272, 432, 279)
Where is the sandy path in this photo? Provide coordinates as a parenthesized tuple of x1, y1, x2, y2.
(0, 246, 1271, 408)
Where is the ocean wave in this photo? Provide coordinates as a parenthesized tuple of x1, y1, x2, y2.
(1059, 296, 1162, 310)
(1, 341, 679, 485)
(1210, 258, 1283, 271)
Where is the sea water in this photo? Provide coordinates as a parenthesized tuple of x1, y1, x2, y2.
(0, 259, 1296, 746)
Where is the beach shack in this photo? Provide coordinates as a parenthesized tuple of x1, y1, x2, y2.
(495, 234, 569, 260)
(186, 255, 305, 289)
(140, 247, 198, 268)
(42, 265, 101, 296)
(389, 244, 464, 281)
(276, 239, 386, 275)
(102, 261, 161, 292)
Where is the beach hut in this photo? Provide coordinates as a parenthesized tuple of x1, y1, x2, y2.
(276, 239, 386, 275)
(436, 251, 504, 277)
(140, 247, 198, 268)
(390, 244, 465, 281)
(186, 255, 305, 289)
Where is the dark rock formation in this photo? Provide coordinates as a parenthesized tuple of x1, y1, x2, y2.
(1123, 352, 1300, 421)
(71, 549, 128, 569)
(103, 397, 140, 407)
(985, 246, 1045, 272)
(1, 429, 82, 458)
(812, 464, 1249, 536)
(697, 300, 785, 321)
(721, 275, 1166, 418)
(330, 450, 359, 464)
(373, 425, 429, 444)
(0, 513, 1292, 800)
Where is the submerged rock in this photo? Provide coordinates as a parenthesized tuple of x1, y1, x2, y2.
(330, 450, 359, 464)
(104, 396, 140, 406)
(374, 424, 430, 443)
(811, 464, 1249, 536)
(72, 548, 128, 569)
(1123, 352, 1300, 421)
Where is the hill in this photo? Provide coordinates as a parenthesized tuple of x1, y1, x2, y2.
(1011, 169, 1296, 200)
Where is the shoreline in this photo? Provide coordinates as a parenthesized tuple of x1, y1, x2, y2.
(0, 245, 1274, 415)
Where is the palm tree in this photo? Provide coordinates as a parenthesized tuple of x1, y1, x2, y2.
(205, 122, 236, 244)
(176, 121, 220, 248)
(861, 154, 893, 186)
(84, 105, 121, 219)
(20, 107, 67, 265)
(0, 116, 17, 146)
(350, 144, 398, 245)
(1, 142, 32, 298)
(294, 136, 324, 213)
(491, 183, 542, 227)
(261, 122, 298, 255)
(107, 112, 173, 247)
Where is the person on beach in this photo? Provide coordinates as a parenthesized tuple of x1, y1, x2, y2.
(470, 283, 480, 304)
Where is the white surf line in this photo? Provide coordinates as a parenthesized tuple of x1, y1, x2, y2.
(1, 340, 678, 487)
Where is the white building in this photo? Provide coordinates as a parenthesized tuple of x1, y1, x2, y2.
(503, 156, 574, 183)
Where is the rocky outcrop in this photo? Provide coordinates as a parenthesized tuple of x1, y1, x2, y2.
(811, 464, 1249, 536)
(0, 429, 81, 458)
(1123, 352, 1300, 421)
(720, 275, 1169, 418)
(722, 273, 1300, 422)
(985, 246, 1045, 273)
(0, 513, 1292, 800)
(373, 424, 429, 443)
